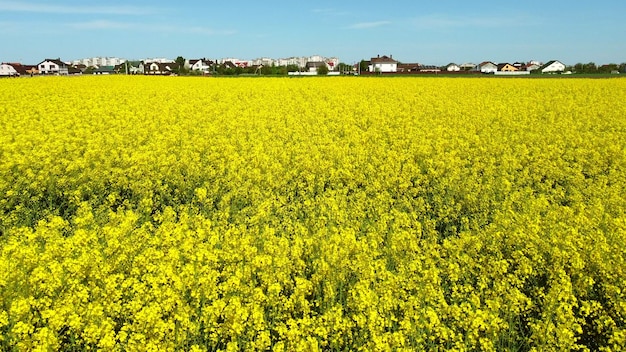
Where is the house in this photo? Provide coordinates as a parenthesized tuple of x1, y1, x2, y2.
(67, 66, 82, 75)
(114, 61, 141, 74)
(38, 58, 69, 75)
(73, 64, 87, 73)
(420, 65, 441, 73)
(305, 61, 327, 73)
(525, 63, 541, 71)
(512, 62, 526, 70)
(0, 63, 20, 77)
(539, 60, 566, 73)
(459, 63, 476, 71)
(446, 63, 461, 72)
(397, 63, 421, 73)
(141, 61, 180, 75)
(474, 61, 498, 74)
(222, 61, 238, 70)
(368, 55, 398, 73)
(13, 63, 38, 76)
(188, 58, 214, 73)
(92, 66, 115, 75)
(497, 63, 518, 72)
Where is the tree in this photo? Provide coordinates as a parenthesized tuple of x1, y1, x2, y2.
(337, 62, 353, 74)
(316, 64, 329, 75)
(174, 56, 188, 75)
(285, 64, 300, 73)
(261, 65, 273, 75)
(359, 60, 369, 73)
(598, 63, 619, 73)
(584, 62, 597, 74)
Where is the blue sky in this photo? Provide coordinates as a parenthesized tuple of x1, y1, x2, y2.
(1, 0, 624, 65)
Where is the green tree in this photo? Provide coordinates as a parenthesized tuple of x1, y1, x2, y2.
(286, 64, 300, 73)
(584, 62, 597, 73)
(598, 63, 619, 73)
(317, 64, 329, 75)
(337, 62, 353, 74)
(174, 56, 189, 75)
(359, 60, 369, 73)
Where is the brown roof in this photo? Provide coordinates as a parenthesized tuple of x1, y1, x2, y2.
(397, 63, 421, 72)
(371, 55, 397, 64)
(40, 58, 68, 67)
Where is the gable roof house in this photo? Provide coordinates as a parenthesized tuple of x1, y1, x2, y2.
(140, 61, 180, 75)
(38, 58, 69, 75)
(459, 63, 476, 71)
(396, 63, 421, 73)
(11, 63, 38, 76)
(368, 55, 398, 73)
(473, 61, 498, 74)
(446, 63, 461, 72)
(539, 60, 566, 74)
(92, 66, 115, 75)
(188, 58, 214, 73)
(305, 61, 327, 73)
(114, 61, 141, 74)
(525, 63, 541, 71)
(0, 63, 20, 77)
(497, 63, 518, 72)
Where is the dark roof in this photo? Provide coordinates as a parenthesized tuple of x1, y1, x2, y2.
(371, 55, 397, 64)
(305, 61, 326, 68)
(40, 58, 67, 66)
(68, 66, 82, 74)
(397, 63, 421, 71)
(538, 60, 564, 71)
(3, 63, 37, 75)
(93, 66, 115, 73)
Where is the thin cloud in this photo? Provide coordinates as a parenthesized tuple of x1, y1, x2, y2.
(411, 14, 538, 29)
(348, 21, 391, 29)
(70, 20, 133, 30)
(0, 1, 154, 15)
(68, 20, 237, 36)
(312, 8, 352, 17)
(312, 8, 334, 14)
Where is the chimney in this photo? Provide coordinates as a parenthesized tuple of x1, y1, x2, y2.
(377, 54, 380, 58)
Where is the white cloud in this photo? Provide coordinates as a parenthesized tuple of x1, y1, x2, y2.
(68, 20, 237, 36)
(0, 1, 154, 15)
(411, 14, 538, 29)
(348, 21, 391, 29)
(70, 20, 133, 30)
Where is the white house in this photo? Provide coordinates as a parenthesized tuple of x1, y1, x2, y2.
(187, 58, 214, 73)
(540, 60, 566, 73)
(38, 58, 69, 75)
(474, 61, 498, 74)
(526, 63, 541, 71)
(140, 61, 180, 75)
(446, 63, 461, 72)
(0, 63, 19, 76)
(305, 61, 327, 73)
(369, 55, 398, 73)
(459, 63, 476, 71)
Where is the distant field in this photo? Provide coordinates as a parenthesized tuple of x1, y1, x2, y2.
(1, 76, 625, 351)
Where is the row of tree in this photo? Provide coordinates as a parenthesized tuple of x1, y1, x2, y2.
(568, 62, 626, 74)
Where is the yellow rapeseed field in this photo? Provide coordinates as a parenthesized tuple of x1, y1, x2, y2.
(0, 75, 625, 351)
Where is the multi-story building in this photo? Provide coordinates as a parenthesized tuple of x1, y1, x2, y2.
(71, 57, 126, 67)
